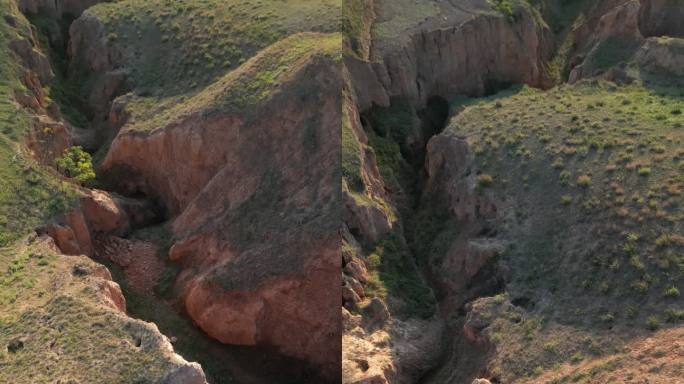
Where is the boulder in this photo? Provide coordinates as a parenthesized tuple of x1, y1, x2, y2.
(636, 37, 684, 77)
(80, 189, 130, 235)
(162, 363, 207, 384)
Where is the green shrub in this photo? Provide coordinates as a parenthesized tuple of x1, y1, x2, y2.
(559, 170, 571, 185)
(56, 146, 96, 185)
(646, 315, 659, 330)
(663, 286, 680, 298)
(637, 167, 651, 176)
(626, 305, 638, 318)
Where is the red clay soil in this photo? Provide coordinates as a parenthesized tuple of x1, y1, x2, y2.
(94, 235, 165, 296)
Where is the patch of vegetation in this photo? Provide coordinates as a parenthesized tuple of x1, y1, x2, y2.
(343, 0, 372, 57)
(342, 98, 364, 191)
(0, 1, 78, 247)
(436, 81, 684, 382)
(55, 146, 96, 185)
(86, 0, 341, 94)
(123, 32, 341, 131)
(363, 227, 436, 319)
(0, 242, 174, 383)
(487, 0, 538, 22)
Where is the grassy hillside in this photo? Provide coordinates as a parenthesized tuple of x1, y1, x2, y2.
(121, 32, 342, 131)
(0, 0, 77, 247)
(0, 239, 179, 383)
(436, 81, 683, 380)
(0, 3, 186, 382)
(80, 0, 341, 133)
(87, 0, 340, 93)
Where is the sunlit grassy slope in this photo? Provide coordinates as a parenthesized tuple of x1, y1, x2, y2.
(0, 1, 77, 247)
(121, 32, 342, 131)
(0, 239, 181, 383)
(82, 0, 341, 131)
(434, 81, 683, 380)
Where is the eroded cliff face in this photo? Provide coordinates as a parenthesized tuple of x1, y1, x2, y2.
(18, 0, 107, 18)
(639, 0, 684, 38)
(343, 0, 684, 383)
(66, 18, 344, 377)
(341, 3, 559, 383)
(348, 7, 554, 112)
(165, 59, 343, 377)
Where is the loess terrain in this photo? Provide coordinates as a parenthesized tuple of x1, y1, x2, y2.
(342, 0, 683, 383)
(2, 0, 341, 383)
(1, 0, 683, 383)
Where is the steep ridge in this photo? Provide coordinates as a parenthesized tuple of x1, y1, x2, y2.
(343, 0, 684, 383)
(56, 1, 343, 381)
(5, 0, 344, 383)
(0, 1, 207, 383)
(342, 1, 558, 382)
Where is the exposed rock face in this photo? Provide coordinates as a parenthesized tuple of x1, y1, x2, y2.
(422, 134, 506, 313)
(45, 208, 92, 256)
(80, 189, 130, 235)
(67, 12, 127, 124)
(342, 80, 393, 243)
(636, 36, 684, 76)
(9, 37, 53, 84)
(639, 0, 684, 38)
(86, 46, 343, 377)
(348, 7, 554, 111)
(568, 0, 644, 82)
(43, 189, 153, 257)
(18, 0, 108, 18)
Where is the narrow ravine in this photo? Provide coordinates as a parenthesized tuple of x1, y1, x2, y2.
(23, 6, 324, 384)
(360, 94, 504, 383)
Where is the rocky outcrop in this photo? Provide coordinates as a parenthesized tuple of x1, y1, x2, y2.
(18, 0, 108, 18)
(67, 11, 129, 128)
(87, 39, 344, 377)
(348, 7, 554, 111)
(42, 188, 154, 257)
(10, 37, 54, 84)
(80, 189, 130, 234)
(568, 0, 644, 82)
(342, 76, 394, 243)
(638, 0, 684, 38)
(422, 133, 507, 313)
(45, 208, 92, 256)
(636, 36, 684, 76)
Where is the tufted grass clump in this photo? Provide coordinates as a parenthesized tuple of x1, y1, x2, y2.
(477, 173, 495, 187)
(577, 174, 591, 187)
(646, 315, 660, 330)
(663, 286, 680, 298)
